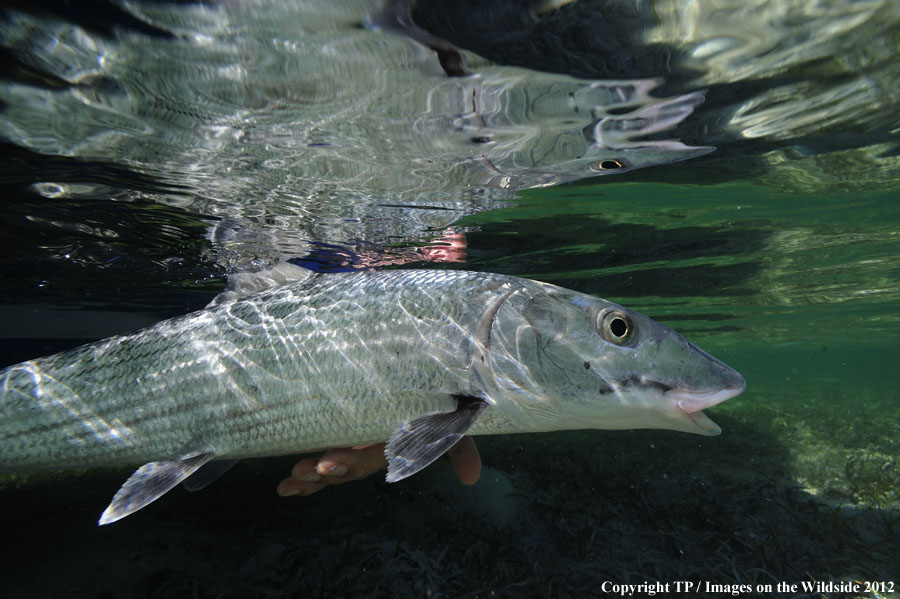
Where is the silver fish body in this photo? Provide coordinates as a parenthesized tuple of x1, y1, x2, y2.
(0, 269, 745, 522)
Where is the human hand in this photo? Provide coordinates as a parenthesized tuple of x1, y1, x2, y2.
(276, 436, 481, 497)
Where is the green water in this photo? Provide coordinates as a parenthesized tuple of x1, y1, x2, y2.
(458, 180, 900, 514)
(466, 181, 898, 374)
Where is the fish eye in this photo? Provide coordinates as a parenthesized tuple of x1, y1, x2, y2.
(590, 159, 626, 172)
(597, 310, 633, 344)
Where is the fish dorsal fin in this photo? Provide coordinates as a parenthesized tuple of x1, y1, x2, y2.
(385, 395, 488, 483)
(98, 452, 214, 525)
(183, 459, 240, 492)
(206, 262, 314, 308)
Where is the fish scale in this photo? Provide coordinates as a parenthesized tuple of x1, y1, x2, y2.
(0, 270, 506, 470)
(0, 268, 745, 523)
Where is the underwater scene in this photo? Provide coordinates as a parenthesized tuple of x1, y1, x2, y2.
(0, 0, 898, 597)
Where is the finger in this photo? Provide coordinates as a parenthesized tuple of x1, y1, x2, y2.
(276, 472, 325, 497)
(276, 456, 324, 497)
(448, 436, 481, 486)
(289, 456, 320, 480)
(276, 444, 388, 497)
(314, 444, 387, 480)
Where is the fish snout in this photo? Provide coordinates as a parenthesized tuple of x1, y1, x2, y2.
(663, 336, 747, 414)
(664, 370, 745, 436)
(667, 372, 746, 415)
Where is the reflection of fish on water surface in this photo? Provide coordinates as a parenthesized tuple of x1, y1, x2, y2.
(0, 0, 712, 268)
(0, 266, 744, 524)
(405, 0, 900, 190)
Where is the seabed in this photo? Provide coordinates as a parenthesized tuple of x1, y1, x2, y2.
(1, 385, 897, 598)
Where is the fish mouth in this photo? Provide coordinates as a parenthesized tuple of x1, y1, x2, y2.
(666, 378, 746, 435)
(668, 384, 746, 414)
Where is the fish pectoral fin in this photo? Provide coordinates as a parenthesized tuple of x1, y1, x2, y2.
(183, 459, 240, 492)
(385, 395, 488, 483)
(98, 452, 215, 525)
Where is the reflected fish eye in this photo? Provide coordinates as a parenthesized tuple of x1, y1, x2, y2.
(597, 310, 634, 344)
(591, 159, 626, 171)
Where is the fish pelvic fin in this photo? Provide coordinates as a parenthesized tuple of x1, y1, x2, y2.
(98, 452, 215, 525)
(182, 459, 240, 492)
(385, 395, 488, 483)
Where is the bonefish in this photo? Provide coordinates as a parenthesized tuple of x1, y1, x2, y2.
(0, 267, 745, 524)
